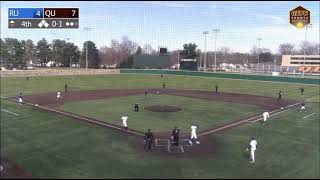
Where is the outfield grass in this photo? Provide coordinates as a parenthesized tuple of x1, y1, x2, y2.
(1, 99, 319, 178)
(59, 94, 263, 132)
(1, 74, 319, 101)
(1, 73, 319, 178)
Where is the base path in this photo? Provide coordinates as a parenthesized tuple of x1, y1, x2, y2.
(21, 88, 295, 111)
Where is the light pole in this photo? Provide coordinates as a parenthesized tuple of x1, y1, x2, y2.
(203, 31, 209, 71)
(303, 24, 312, 78)
(257, 38, 262, 71)
(177, 51, 180, 70)
(83, 26, 92, 70)
(213, 29, 220, 72)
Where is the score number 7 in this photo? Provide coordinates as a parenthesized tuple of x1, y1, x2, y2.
(72, 10, 77, 17)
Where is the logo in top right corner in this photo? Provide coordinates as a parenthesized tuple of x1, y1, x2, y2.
(290, 6, 310, 29)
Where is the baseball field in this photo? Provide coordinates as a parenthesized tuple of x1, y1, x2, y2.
(1, 72, 319, 178)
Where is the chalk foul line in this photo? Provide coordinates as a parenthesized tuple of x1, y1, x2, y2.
(0, 108, 19, 116)
(0, 96, 144, 137)
(199, 98, 314, 137)
(303, 113, 315, 119)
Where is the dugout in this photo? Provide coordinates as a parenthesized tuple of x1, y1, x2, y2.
(179, 59, 198, 71)
(133, 55, 170, 69)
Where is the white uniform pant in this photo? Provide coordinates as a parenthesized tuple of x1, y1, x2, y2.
(122, 121, 127, 127)
(301, 106, 305, 110)
(191, 131, 197, 139)
(263, 116, 267, 122)
(251, 148, 256, 162)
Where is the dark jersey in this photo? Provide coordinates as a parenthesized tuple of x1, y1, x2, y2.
(172, 129, 180, 138)
(144, 132, 154, 140)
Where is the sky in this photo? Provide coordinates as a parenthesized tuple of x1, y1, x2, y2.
(0, 1, 319, 54)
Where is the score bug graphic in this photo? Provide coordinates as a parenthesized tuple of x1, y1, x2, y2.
(8, 8, 79, 29)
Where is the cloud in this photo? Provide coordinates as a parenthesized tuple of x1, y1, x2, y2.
(144, 1, 192, 8)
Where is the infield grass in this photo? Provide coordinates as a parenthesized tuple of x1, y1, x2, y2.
(58, 94, 263, 132)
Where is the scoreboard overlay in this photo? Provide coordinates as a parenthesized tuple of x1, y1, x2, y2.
(8, 8, 79, 29)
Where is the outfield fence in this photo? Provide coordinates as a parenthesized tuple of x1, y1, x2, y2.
(0, 68, 120, 77)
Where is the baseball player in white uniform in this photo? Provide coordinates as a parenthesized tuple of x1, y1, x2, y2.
(121, 115, 128, 130)
(189, 125, 200, 145)
(262, 112, 270, 124)
(18, 96, 23, 106)
(300, 102, 306, 112)
(247, 136, 257, 163)
(56, 91, 61, 101)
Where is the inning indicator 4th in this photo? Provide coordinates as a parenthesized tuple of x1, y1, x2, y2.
(8, 8, 79, 29)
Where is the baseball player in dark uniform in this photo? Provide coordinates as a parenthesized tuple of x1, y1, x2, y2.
(162, 82, 166, 91)
(145, 90, 148, 96)
(277, 90, 282, 101)
(134, 103, 139, 112)
(144, 129, 155, 151)
(215, 84, 219, 93)
(171, 126, 180, 147)
(300, 87, 304, 95)
(65, 83, 68, 93)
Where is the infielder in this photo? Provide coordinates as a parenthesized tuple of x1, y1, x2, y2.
(262, 112, 270, 125)
(121, 115, 128, 130)
(215, 84, 219, 93)
(162, 82, 166, 91)
(300, 87, 304, 95)
(18, 94, 23, 106)
(300, 102, 306, 112)
(56, 91, 61, 102)
(65, 83, 68, 93)
(189, 124, 200, 145)
(277, 90, 282, 101)
(247, 136, 258, 163)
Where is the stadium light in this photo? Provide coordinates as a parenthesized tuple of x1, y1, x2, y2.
(83, 26, 92, 70)
(203, 31, 209, 70)
(257, 38, 262, 71)
(213, 29, 220, 72)
(303, 23, 312, 78)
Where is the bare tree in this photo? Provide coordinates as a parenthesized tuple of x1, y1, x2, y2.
(143, 44, 155, 55)
(120, 36, 138, 56)
(299, 41, 317, 55)
(99, 46, 115, 66)
(278, 43, 295, 55)
(219, 46, 232, 63)
(110, 39, 122, 66)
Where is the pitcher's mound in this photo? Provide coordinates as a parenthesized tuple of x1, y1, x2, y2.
(145, 105, 182, 112)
